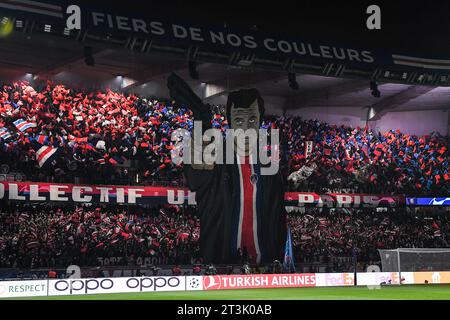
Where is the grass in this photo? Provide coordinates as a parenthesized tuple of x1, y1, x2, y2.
(6, 284, 450, 300)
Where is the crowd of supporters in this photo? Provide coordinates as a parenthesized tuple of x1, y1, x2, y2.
(0, 203, 200, 268)
(0, 81, 449, 195)
(0, 81, 191, 186)
(273, 116, 450, 196)
(1, 202, 449, 270)
(288, 208, 450, 270)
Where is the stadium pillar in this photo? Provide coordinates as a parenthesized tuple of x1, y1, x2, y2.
(447, 110, 450, 136)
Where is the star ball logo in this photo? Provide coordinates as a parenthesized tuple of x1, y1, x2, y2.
(188, 278, 200, 289)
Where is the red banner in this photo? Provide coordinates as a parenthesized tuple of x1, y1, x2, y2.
(0, 181, 194, 205)
(285, 192, 404, 208)
(0, 182, 405, 207)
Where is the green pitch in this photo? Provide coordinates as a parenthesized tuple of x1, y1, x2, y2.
(7, 284, 450, 300)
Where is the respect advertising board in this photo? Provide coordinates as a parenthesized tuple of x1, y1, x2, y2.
(0, 280, 48, 298)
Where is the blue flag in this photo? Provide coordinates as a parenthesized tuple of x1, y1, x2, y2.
(283, 226, 296, 273)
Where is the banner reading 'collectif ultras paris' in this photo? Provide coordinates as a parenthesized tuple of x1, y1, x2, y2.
(0, 182, 413, 207)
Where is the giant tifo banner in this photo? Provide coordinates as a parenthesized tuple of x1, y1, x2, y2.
(0, 182, 407, 207)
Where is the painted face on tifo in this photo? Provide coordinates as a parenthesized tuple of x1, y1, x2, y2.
(230, 99, 260, 156)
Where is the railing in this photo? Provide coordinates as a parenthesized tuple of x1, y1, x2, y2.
(0, 260, 382, 280)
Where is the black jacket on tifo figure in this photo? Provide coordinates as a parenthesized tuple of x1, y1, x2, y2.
(184, 151, 287, 265)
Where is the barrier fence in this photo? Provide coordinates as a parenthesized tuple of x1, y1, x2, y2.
(1, 272, 450, 298)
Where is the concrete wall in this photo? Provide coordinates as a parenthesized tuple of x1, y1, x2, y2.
(276, 106, 449, 136)
(370, 109, 449, 136)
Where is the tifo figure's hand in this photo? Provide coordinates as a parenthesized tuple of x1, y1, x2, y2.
(167, 72, 212, 127)
(190, 141, 215, 170)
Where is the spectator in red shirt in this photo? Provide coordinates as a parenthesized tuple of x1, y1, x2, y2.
(172, 265, 182, 276)
(192, 265, 202, 275)
(48, 270, 57, 279)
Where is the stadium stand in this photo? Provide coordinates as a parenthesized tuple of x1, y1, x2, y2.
(0, 81, 449, 196)
(0, 203, 200, 269)
(1, 202, 449, 274)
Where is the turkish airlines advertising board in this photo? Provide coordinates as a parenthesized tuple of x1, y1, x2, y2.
(202, 274, 316, 290)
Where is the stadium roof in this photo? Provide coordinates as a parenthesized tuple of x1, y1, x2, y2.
(78, 0, 450, 56)
(1, 1, 450, 121)
(1, 31, 450, 120)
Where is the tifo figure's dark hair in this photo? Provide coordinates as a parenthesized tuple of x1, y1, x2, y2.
(226, 88, 265, 124)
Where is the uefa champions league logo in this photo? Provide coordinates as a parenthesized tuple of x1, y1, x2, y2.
(188, 278, 200, 289)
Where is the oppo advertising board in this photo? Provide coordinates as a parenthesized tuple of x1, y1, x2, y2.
(47, 276, 203, 296)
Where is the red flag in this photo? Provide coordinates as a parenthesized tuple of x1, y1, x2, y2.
(435, 174, 441, 184)
(432, 221, 440, 230)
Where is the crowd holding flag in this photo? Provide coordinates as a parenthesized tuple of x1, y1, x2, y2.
(0, 81, 448, 194)
(35, 145, 59, 168)
(0, 127, 11, 140)
(305, 140, 313, 159)
(13, 118, 36, 132)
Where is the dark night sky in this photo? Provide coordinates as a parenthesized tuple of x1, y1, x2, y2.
(75, 0, 450, 56)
